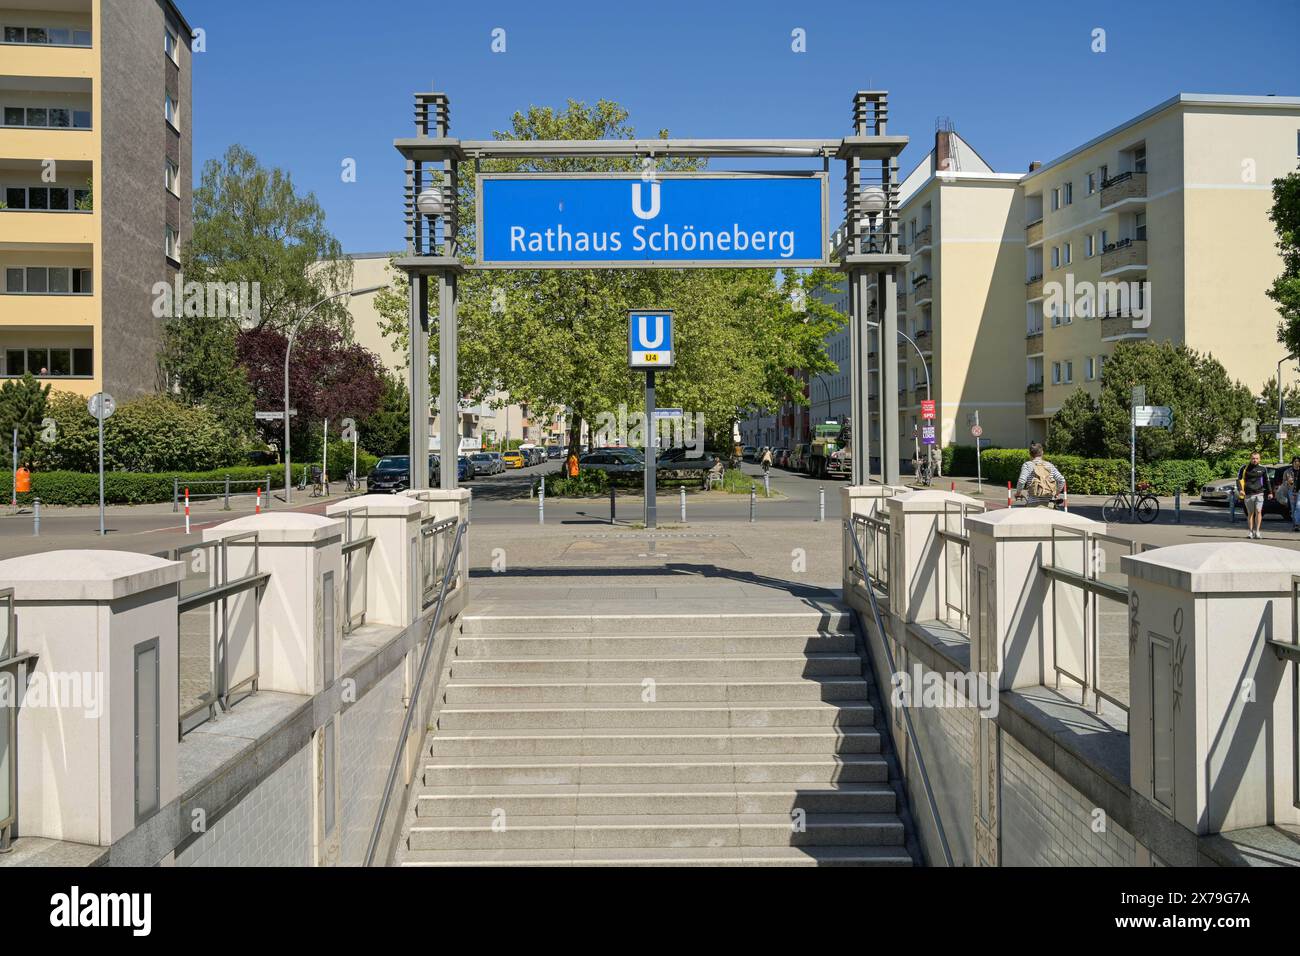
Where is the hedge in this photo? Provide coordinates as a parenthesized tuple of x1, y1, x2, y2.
(0, 465, 311, 506)
(977, 448, 1230, 496)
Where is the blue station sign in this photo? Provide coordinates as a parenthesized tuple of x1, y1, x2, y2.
(477, 172, 828, 268)
(629, 311, 674, 368)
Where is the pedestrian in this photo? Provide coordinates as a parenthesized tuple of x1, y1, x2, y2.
(566, 450, 579, 479)
(1237, 450, 1270, 539)
(1278, 455, 1300, 532)
(1014, 441, 1064, 507)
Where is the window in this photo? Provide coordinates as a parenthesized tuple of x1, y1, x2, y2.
(1064, 361, 1073, 383)
(1098, 354, 1107, 374)
(2, 185, 86, 212)
(164, 92, 179, 127)
(1135, 212, 1147, 242)
(165, 225, 178, 260)
(1051, 362, 1061, 385)
(1085, 234, 1095, 257)
(1133, 144, 1147, 174)
(165, 158, 179, 195)
(1050, 188, 1059, 211)
(1100, 228, 1109, 251)
(4, 350, 24, 375)
(1087, 172, 1096, 194)
(1063, 242, 1072, 266)
(1099, 163, 1109, 185)
(1085, 357, 1096, 381)
(1050, 246, 1060, 269)
(2, 25, 89, 46)
(1062, 182, 1073, 206)
(165, 27, 179, 63)
(1, 105, 90, 129)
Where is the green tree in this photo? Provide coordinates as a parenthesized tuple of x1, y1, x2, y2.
(1096, 341, 1254, 461)
(358, 372, 410, 457)
(184, 144, 352, 333)
(1270, 171, 1300, 354)
(160, 311, 256, 442)
(1048, 389, 1103, 456)
(373, 99, 844, 456)
(0, 373, 52, 459)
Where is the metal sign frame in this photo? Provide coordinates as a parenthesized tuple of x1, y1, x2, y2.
(475, 170, 832, 270)
(628, 309, 675, 369)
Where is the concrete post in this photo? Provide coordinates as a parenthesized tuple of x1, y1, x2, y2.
(964, 508, 1105, 692)
(204, 513, 343, 697)
(1121, 542, 1300, 835)
(326, 494, 424, 628)
(884, 489, 981, 625)
(0, 550, 182, 845)
(840, 484, 907, 593)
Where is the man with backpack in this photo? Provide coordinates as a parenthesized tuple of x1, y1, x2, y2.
(1237, 451, 1270, 539)
(1015, 441, 1065, 506)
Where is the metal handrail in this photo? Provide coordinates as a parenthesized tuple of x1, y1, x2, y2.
(0, 587, 25, 851)
(938, 502, 983, 630)
(365, 518, 467, 867)
(342, 509, 376, 634)
(845, 520, 955, 867)
(419, 516, 456, 609)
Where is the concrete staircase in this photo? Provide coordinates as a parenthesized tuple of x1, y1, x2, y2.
(395, 606, 913, 866)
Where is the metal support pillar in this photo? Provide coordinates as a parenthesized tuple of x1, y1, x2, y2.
(438, 270, 458, 490)
(644, 370, 657, 529)
(880, 270, 900, 485)
(409, 274, 430, 489)
(848, 273, 864, 485)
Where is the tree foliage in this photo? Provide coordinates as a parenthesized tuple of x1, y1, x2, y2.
(0, 373, 52, 459)
(1271, 171, 1300, 354)
(358, 372, 411, 456)
(373, 99, 844, 455)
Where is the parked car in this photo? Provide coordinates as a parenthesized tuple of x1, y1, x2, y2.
(773, 447, 789, 468)
(502, 450, 526, 469)
(789, 444, 809, 472)
(579, 450, 643, 474)
(546, 445, 564, 460)
(469, 452, 502, 476)
(742, 445, 757, 462)
(458, 455, 474, 482)
(367, 455, 439, 493)
(654, 446, 719, 473)
(1201, 464, 1294, 519)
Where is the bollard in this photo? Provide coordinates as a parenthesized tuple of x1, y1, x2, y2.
(680, 485, 686, 523)
(763, 473, 770, 498)
(610, 484, 616, 525)
(750, 483, 756, 523)
(538, 476, 545, 525)
(1229, 488, 1237, 523)
(223, 476, 231, 510)
(32, 497, 40, 536)
(265, 474, 272, 510)
(1007, 481, 1013, 508)
(184, 487, 191, 535)
(818, 485, 825, 522)
(1175, 489, 1181, 524)
(1062, 481, 1069, 513)
(256, 487, 262, 515)
(173, 477, 179, 513)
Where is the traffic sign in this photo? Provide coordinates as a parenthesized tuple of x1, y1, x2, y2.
(921, 399, 936, 420)
(921, 425, 936, 446)
(1283, 417, 1300, 427)
(478, 172, 828, 268)
(1261, 423, 1280, 434)
(87, 392, 115, 421)
(970, 424, 983, 438)
(1134, 405, 1173, 428)
(653, 408, 683, 419)
(255, 410, 297, 420)
(629, 310, 675, 368)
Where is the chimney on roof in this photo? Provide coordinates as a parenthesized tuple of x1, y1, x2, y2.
(933, 117, 956, 175)
(1028, 161, 1042, 172)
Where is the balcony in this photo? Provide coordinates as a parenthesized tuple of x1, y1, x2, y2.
(0, 44, 95, 81)
(0, 209, 94, 245)
(0, 291, 97, 328)
(1026, 330, 1043, 354)
(1025, 274, 1044, 300)
(1100, 238, 1147, 275)
(0, 125, 95, 163)
(1101, 314, 1148, 341)
(911, 224, 932, 252)
(1026, 382, 1044, 417)
(1099, 171, 1147, 210)
(1025, 218, 1044, 246)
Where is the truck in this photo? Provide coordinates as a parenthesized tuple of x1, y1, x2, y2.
(806, 420, 852, 479)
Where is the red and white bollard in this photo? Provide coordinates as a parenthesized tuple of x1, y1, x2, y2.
(1062, 481, 1069, 512)
(950, 481, 955, 492)
(184, 486, 191, 534)
(1007, 481, 1013, 508)
(256, 487, 262, 514)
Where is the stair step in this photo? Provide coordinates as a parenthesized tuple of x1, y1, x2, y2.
(415, 782, 897, 817)
(436, 701, 875, 731)
(421, 753, 889, 787)
(442, 678, 870, 705)
(459, 611, 854, 636)
(399, 845, 914, 866)
(449, 654, 863, 680)
(406, 812, 905, 850)
(453, 634, 858, 658)
(428, 726, 881, 757)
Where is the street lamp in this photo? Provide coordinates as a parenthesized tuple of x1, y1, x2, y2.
(283, 284, 385, 503)
(1279, 353, 1297, 464)
(861, 186, 887, 252)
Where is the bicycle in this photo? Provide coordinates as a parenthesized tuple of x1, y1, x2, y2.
(344, 469, 360, 493)
(1103, 482, 1160, 523)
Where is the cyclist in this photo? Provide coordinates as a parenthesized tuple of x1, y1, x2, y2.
(1014, 441, 1064, 507)
(1237, 450, 1270, 539)
(760, 447, 773, 475)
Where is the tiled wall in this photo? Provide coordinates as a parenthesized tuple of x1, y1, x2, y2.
(339, 665, 407, 865)
(177, 746, 313, 867)
(1000, 733, 1138, 866)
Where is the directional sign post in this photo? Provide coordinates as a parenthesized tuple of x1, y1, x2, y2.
(630, 311, 674, 529)
(87, 391, 115, 536)
(1130, 399, 1174, 517)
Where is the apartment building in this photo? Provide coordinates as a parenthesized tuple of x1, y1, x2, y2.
(1023, 93, 1300, 442)
(1, 0, 192, 399)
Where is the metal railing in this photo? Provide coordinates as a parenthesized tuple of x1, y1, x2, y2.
(173, 475, 273, 511)
(341, 509, 375, 634)
(844, 520, 954, 866)
(155, 532, 269, 737)
(0, 588, 35, 852)
(1042, 527, 1137, 714)
(1276, 577, 1300, 808)
(419, 515, 457, 609)
(365, 518, 467, 866)
(850, 511, 891, 592)
(938, 501, 984, 630)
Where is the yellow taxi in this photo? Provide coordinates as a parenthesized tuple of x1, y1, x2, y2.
(501, 450, 526, 469)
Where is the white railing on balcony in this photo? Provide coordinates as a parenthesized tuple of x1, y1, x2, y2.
(1042, 527, 1147, 714)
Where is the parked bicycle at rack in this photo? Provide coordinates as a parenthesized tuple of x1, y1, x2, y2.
(1102, 482, 1160, 523)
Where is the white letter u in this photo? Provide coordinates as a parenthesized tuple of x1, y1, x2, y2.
(639, 315, 664, 349)
(631, 182, 660, 220)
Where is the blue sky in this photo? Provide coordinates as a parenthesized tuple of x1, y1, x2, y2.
(183, 0, 1299, 252)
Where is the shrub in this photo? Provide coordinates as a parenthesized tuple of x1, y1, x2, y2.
(1, 464, 307, 506)
(34, 391, 243, 473)
(325, 444, 379, 480)
(544, 467, 610, 497)
(978, 448, 1231, 495)
(942, 444, 995, 477)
